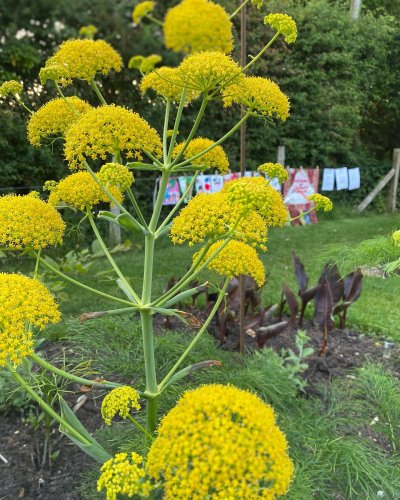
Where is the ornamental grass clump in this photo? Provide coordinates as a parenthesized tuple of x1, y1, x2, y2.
(0, 1, 332, 497)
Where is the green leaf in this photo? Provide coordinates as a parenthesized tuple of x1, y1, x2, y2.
(59, 398, 111, 463)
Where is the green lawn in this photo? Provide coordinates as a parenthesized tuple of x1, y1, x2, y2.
(2, 211, 399, 339)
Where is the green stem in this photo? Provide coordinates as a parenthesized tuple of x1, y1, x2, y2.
(9, 366, 92, 445)
(86, 208, 141, 304)
(163, 99, 171, 162)
(143, 150, 164, 169)
(152, 241, 212, 306)
(145, 14, 164, 27)
(14, 95, 34, 115)
(170, 94, 209, 167)
(127, 187, 148, 229)
(167, 87, 188, 163)
(30, 353, 124, 389)
(84, 161, 130, 216)
(229, 0, 251, 19)
(158, 278, 230, 392)
(36, 254, 134, 307)
(155, 173, 198, 237)
(33, 249, 41, 279)
(242, 32, 280, 72)
(173, 112, 251, 169)
(90, 79, 107, 105)
(127, 414, 154, 441)
(290, 207, 315, 222)
(54, 82, 80, 115)
(141, 170, 171, 435)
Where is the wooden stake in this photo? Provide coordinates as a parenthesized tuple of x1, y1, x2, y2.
(387, 148, 400, 212)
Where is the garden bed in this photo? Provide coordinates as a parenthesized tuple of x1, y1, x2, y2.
(1, 317, 398, 499)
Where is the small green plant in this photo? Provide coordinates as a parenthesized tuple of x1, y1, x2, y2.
(281, 330, 314, 391)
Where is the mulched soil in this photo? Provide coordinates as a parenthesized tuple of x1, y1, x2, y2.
(1, 310, 399, 499)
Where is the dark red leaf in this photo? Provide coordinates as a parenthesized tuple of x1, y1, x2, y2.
(292, 251, 309, 293)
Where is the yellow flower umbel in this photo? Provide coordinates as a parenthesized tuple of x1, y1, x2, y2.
(132, 1, 156, 24)
(173, 137, 229, 174)
(97, 163, 134, 192)
(223, 176, 289, 227)
(140, 66, 200, 102)
(40, 39, 122, 85)
(223, 76, 290, 120)
(146, 384, 294, 499)
(64, 105, 162, 168)
(258, 162, 289, 183)
(307, 193, 333, 212)
(164, 0, 233, 54)
(101, 386, 141, 426)
(27, 97, 92, 146)
(178, 51, 243, 92)
(264, 13, 298, 44)
(0, 193, 65, 250)
(0, 80, 23, 97)
(97, 452, 152, 500)
(0, 274, 61, 367)
(129, 54, 162, 74)
(79, 24, 98, 39)
(392, 230, 400, 246)
(170, 191, 268, 249)
(46, 172, 122, 211)
(198, 240, 266, 286)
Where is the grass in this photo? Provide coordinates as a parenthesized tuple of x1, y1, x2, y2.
(3, 210, 397, 339)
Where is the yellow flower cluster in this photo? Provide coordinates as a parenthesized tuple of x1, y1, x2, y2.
(223, 76, 290, 121)
(140, 66, 199, 102)
(79, 25, 98, 39)
(0, 80, 23, 96)
(146, 384, 294, 499)
(173, 138, 229, 174)
(307, 193, 333, 212)
(64, 105, 162, 168)
(97, 163, 134, 192)
(128, 54, 162, 74)
(252, 0, 263, 8)
(0, 193, 65, 250)
(101, 386, 141, 426)
(0, 274, 61, 367)
(164, 0, 233, 54)
(178, 51, 243, 92)
(27, 97, 92, 146)
(40, 39, 122, 85)
(258, 162, 289, 183)
(198, 240, 266, 286)
(170, 191, 267, 249)
(223, 177, 289, 227)
(392, 230, 400, 246)
(264, 13, 297, 44)
(97, 452, 152, 500)
(132, 1, 156, 24)
(46, 172, 122, 211)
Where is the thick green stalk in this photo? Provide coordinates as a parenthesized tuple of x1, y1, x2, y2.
(30, 353, 123, 389)
(163, 99, 171, 162)
(158, 278, 230, 392)
(141, 170, 171, 435)
(36, 254, 134, 307)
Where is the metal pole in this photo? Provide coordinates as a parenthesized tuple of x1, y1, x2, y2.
(239, 2, 247, 354)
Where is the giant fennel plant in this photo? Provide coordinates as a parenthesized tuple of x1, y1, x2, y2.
(0, 1, 332, 498)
